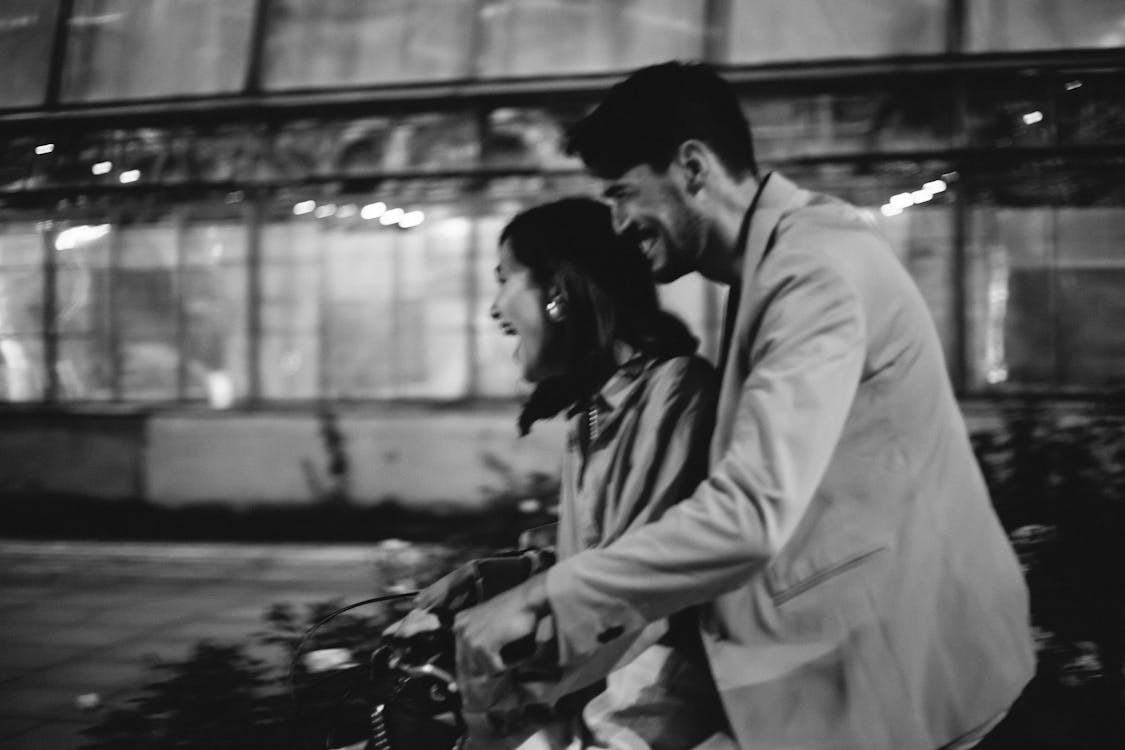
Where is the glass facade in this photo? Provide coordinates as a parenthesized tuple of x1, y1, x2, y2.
(1, 1, 1123, 405)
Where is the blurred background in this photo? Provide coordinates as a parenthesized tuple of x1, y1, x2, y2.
(0, 3, 1124, 749)
(0, 0, 1122, 512)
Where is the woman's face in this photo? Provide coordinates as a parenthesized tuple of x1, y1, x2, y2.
(490, 240, 563, 382)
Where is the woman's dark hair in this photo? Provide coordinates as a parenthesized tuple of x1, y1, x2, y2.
(500, 197, 698, 435)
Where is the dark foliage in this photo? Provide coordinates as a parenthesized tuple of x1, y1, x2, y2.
(973, 402, 1125, 749)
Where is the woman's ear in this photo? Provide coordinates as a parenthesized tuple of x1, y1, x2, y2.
(545, 291, 567, 323)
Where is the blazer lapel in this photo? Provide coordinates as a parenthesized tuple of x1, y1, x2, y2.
(713, 173, 812, 459)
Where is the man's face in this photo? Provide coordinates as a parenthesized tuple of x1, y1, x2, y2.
(601, 163, 705, 284)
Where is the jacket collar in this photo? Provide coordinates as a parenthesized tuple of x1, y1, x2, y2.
(737, 171, 808, 291)
(566, 355, 651, 418)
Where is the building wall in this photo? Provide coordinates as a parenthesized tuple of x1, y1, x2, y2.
(0, 408, 566, 509)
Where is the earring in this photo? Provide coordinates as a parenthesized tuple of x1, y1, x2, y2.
(545, 297, 566, 322)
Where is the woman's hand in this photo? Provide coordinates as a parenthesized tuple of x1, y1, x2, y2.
(382, 607, 443, 639)
(414, 562, 483, 614)
(454, 574, 551, 677)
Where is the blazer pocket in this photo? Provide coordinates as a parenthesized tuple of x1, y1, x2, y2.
(770, 545, 888, 607)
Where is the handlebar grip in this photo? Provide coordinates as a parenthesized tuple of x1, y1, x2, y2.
(498, 633, 538, 666)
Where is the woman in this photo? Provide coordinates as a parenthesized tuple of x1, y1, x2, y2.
(393, 197, 728, 749)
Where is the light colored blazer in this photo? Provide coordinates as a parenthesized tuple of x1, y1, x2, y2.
(544, 173, 1035, 750)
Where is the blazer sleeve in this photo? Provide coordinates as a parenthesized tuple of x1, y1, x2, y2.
(545, 255, 867, 666)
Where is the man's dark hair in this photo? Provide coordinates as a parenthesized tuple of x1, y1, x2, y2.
(499, 197, 698, 435)
(566, 60, 758, 180)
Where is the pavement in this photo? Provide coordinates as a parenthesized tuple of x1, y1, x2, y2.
(0, 539, 420, 749)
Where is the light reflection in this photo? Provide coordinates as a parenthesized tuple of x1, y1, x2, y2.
(35, 144, 54, 155)
(293, 200, 316, 216)
(314, 204, 337, 219)
(399, 210, 425, 228)
(361, 201, 387, 220)
(55, 224, 111, 251)
(380, 208, 405, 226)
(91, 161, 112, 175)
(206, 371, 235, 409)
(1022, 111, 1044, 125)
(119, 169, 141, 183)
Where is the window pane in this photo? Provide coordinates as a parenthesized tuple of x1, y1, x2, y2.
(484, 107, 586, 171)
(727, 0, 944, 64)
(263, 0, 474, 89)
(964, 76, 1054, 149)
(967, 206, 1125, 391)
(322, 201, 471, 399)
(261, 190, 474, 401)
(0, 221, 46, 401)
(260, 218, 320, 400)
(55, 222, 114, 401)
(478, 0, 705, 77)
(269, 113, 479, 181)
(0, 0, 60, 109)
(968, 0, 1125, 52)
(747, 85, 955, 162)
(61, 0, 255, 102)
(181, 213, 249, 406)
(116, 222, 180, 401)
(1056, 72, 1125, 147)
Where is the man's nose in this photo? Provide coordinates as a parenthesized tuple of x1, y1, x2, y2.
(489, 302, 500, 320)
(610, 204, 632, 235)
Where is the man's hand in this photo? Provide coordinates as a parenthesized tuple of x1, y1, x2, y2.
(454, 574, 550, 677)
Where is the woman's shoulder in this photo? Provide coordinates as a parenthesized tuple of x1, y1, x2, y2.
(643, 353, 716, 397)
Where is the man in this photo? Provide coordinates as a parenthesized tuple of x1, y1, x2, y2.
(455, 61, 1035, 750)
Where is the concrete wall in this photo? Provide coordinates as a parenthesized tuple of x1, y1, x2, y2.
(0, 399, 1108, 509)
(146, 409, 565, 508)
(0, 406, 566, 509)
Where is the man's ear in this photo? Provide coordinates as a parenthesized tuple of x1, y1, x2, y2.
(675, 140, 710, 195)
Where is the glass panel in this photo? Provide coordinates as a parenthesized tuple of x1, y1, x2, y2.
(263, 0, 474, 89)
(61, 0, 255, 102)
(116, 221, 180, 401)
(269, 113, 479, 182)
(0, 137, 42, 192)
(0, 0, 60, 109)
(727, 0, 944, 64)
(180, 213, 249, 406)
(968, 0, 1125, 52)
(260, 217, 321, 400)
(54, 221, 114, 400)
(483, 107, 587, 171)
(0, 221, 46, 401)
(323, 201, 471, 399)
(1055, 72, 1125, 146)
(966, 205, 1125, 392)
(964, 76, 1054, 149)
(747, 85, 955, 162)
(478, 0, 705, 77)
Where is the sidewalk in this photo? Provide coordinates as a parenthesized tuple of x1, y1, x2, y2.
(0, 539, 410, 749)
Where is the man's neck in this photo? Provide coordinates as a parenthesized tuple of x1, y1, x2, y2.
(696, 176, 763, 287)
